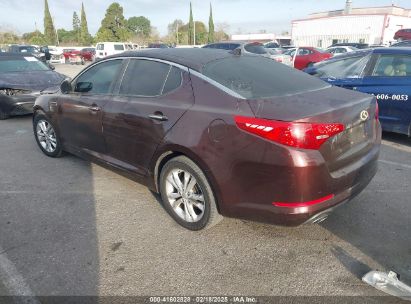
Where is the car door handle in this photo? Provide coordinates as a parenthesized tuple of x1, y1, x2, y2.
(89, 106, 101, 112)
(148, 113, 168, 122)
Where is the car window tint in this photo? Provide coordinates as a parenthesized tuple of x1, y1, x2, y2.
(244, 44, 267, 54)
(202, 56, 329, 99)
(228, 44, 240, 50)
(315, 55, 371, 78)
(119, 59, 170, 96)
(114, 44, 124, 51)
(372, 55, 411, 77)
(162, 67, 182, 94)
(75, 59, 123, 94)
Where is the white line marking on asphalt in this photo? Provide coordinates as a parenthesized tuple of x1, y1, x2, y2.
(0, 246, 40, 303)
(382, 140, 411, 153)
(379, 159, 411, 170)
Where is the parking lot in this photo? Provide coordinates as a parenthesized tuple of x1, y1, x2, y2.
(0, 63, 410, 301)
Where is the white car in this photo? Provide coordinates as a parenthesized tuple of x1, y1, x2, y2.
(95, 42, 127, 59)
(49, 47, 65, 64)
(326, 46, 357, 56)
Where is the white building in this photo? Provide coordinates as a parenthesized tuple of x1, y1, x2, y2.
(292, 0, 411, 48)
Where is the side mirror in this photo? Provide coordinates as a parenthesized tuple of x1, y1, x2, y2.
(74, 82, 93, 93)
(60, 79, 72, 94)
(48, 63, 55, 70)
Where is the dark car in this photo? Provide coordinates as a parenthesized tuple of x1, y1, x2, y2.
(8, 45, 46, 62)
(390, 40, 411, 47)
(148, 43, 169, 49)
(304, 47, 411, 136)
(394, 29, 411, 41)
(33, 49, 381, 230)
(0, 53, 65, 119)
(329, 43, 369, 49)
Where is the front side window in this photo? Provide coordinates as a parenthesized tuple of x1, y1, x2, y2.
(75, 59, 123, 94)
(119, 59, 177, 97)
(96, 44, 104, 51)
(372, 55, 411, 77)
(314, 54, 371, 79)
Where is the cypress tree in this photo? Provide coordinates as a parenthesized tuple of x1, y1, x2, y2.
(188, 2, 194, 45)
(208, 3, 215, 43)
(80, 3, 92, 45)
(73, 12, 80, 43)
(44, 0, 56, 45)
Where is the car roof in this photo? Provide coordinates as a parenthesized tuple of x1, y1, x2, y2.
(110, 48, 237, 72)
(0, 52, 34, 58)
(372, 47, 411, 54)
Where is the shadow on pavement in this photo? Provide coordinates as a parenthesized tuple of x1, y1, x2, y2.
(0, 116, 99, 300)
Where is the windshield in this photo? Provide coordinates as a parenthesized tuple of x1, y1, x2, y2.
(18, 46, 39, 53)
(202, 56, 329, 99)
(0, 57, 49, 73)
(313, 54, 371, 79)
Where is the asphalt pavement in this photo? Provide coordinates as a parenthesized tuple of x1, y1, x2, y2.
(0, 64, 410, 302)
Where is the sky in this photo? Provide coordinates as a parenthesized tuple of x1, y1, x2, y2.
(0, 0, 410, 36)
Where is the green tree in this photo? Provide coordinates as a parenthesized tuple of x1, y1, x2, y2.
(80, 3, 93, 45)
(96, 2, 129, 42)
(179, 21, 208, 45)
(128, 16, 151, 38)
(22, 30, 47, 45)
(43, 0, 56, 45)
(167, 19, 184, 44)
(57, 29, 78, 44)
(208, 3, 215, 43)
(188, 2, 194, 45)
(73, 11, 80, 43)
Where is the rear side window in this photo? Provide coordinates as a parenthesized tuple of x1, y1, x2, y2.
(162, 67, 182, 94)
(114, 44, 125, 51)
(119, 59, 171, 96)
(202, 56, 329, 99)
(96, 44, 104, 50)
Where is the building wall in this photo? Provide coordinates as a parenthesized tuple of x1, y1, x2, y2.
(382, 15, 411, 43)
(292, 15, 385, 47)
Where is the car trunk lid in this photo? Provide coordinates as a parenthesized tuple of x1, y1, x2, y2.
(247, 86, 378, 172)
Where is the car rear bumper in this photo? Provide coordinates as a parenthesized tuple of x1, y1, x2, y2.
(218, 126, 381, 227)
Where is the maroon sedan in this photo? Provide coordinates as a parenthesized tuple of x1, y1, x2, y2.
(394, 28, 411, 41)
(33, 49, 381, 230)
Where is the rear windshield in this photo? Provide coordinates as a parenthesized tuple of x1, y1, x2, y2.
(244, 44, 267, 55)
(0, 57, 49, 73)
(202, 56, 329, 99)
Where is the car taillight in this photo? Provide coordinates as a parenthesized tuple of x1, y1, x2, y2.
(235, 116, 345, 150)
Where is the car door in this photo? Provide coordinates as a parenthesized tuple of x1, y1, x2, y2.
(295, 48, 311, 69)
(102, 58, 194, 176)
(58, 58, 125, 154)
(357, 54, 411, 135)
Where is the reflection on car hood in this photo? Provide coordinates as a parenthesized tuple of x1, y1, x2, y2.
(0, 70, 65, 91)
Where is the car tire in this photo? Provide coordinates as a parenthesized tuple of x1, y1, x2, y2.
(0, 111, 9, 120)
(159, 156, 223, 231)
(33, 113, 64, 158)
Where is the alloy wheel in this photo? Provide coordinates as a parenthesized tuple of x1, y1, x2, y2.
(165, 169, 206, 223)
(36, 120, 57, 153)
